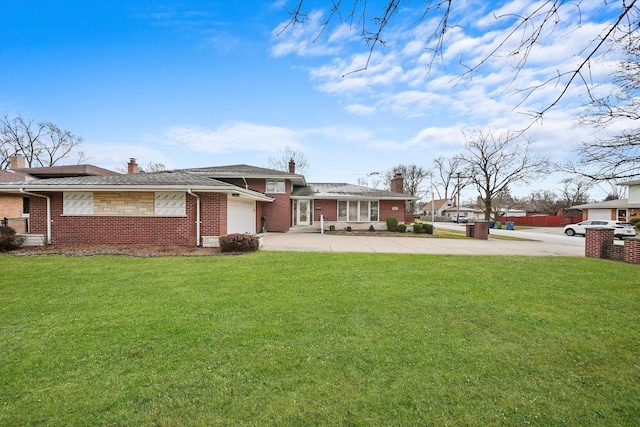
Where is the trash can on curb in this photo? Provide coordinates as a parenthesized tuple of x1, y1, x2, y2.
(489, 221, 495, 228)
(506, 221, 514, 230)
(495, 221, 502, 229)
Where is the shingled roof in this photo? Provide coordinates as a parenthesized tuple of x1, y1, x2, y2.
(291, 183, 418, 200)
(174, 164, 306, 186)
(14, 164, 118, 178)
(0, 171, 274, 201)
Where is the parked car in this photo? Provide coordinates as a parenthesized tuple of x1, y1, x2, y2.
(563, 220, 637, 239)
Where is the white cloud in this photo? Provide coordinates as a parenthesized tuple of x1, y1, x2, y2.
(344, 104, 377, 115)
(163, 123, 304, 153)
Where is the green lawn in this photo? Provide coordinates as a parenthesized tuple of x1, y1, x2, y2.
(1, 252, 638, 426)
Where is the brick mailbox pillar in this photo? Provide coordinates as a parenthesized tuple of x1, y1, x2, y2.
(585, 228, 614, 259)
(623, 238, 640, 264)
(473, 221, 489, 240)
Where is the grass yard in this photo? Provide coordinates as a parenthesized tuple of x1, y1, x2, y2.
(1, 252, 638, 426)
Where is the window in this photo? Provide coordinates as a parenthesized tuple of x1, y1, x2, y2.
(155, 192, 186, 216)
(63, 192, 93, 215)
(22, 197, 30, 216)
(266, 179, 285, 193)
(337, 200, 379, 222)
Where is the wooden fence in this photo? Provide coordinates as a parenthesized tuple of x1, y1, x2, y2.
(503, 215, 582, 227)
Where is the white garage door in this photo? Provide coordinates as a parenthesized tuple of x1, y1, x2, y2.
(588, 209, 612, 220)
(227, 196, 256, 234)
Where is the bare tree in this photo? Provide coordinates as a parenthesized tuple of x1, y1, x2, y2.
(267, 146, 310, 175)
(1, 114, 83, 168)
(573, 34, 640, 180)
(115, 160, 167, 174)
(384, 163, 429, 213)
(559, 177, 592, 207)
(459, 129, 550, 221)
(281, 1, 639, 119)
(432, 156, 465, 200)
(141, 161, 167, 173)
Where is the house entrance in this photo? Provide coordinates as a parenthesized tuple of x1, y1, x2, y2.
(294, 200, 311, 226)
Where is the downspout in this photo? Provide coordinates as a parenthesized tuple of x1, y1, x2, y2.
(187, 189, 201, 247)
(20, 189, 51, 244)
(241, 176, 248, 189)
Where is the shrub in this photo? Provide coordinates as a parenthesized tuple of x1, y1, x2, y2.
(0, 226, 24, 252)
(413, 223, 423, 233)
(630, 217, 640, 229)
(397, 224, 407, 233)
(219, 233, 259, 253)
(423, 223, 434, 234)
(368, 225, 375, 232)
(386, 216, 398, 232)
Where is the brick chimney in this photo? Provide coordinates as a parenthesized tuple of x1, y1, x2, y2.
(127, 158, 139, 174)
(391, 172, 404, 194)
(288, 159, 295, 174)
(10, 155, 25, 170)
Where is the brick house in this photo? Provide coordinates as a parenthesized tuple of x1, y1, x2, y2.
(0, 159, 416, 246)
(570, 179, 640, 222)
(0, 156, 117, 234)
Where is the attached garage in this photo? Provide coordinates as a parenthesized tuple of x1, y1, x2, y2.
(227, 195, 256, 234)
(586, 209, 613, 220)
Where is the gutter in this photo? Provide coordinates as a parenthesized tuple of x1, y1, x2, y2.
(187, 189, 201, 247)
(20, 189, 51, 244)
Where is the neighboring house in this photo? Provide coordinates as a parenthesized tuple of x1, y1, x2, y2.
(570, 179, 640, 222)
(422, 198, 455, 218)
(0, 158, 416, 246)
(441, 206, 485, 222)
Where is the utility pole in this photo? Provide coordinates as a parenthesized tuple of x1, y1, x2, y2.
(456, 172, 462, 223)
(431, 174, 435, 234)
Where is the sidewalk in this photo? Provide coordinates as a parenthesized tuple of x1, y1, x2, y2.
(261, 232, 584, 256)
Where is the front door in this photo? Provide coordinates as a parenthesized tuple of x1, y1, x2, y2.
(296, 200, 310, 226)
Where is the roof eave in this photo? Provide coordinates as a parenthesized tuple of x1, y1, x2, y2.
(2, 184, 274, 202)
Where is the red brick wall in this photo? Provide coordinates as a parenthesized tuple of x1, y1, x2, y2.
(585, 228, 614, 259)
(605, 244, 625, 262)
(222, 178, 291, 232)
(313, 199, 337, 221)
(200, 193, 227, 238)
(379, 200, 407, 222)
(29, 192, 231, 246)
(623, 239, 640, 264)
(262, 192, 291, 232)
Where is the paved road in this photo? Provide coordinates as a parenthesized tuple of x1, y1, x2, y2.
(434, 223, 586, 246)
(262, 226, 586, 256)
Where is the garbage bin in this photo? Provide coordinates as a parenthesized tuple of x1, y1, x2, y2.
(489, 221, 495, 228)
(495, 221, 502, 229)
(506, 221, 514, 230)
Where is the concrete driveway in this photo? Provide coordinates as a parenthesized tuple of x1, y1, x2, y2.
(262, 227, 585, 256)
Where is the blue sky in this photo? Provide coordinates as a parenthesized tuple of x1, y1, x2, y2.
(0, 1, 622, 200)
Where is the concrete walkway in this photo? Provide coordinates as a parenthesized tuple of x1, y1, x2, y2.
(262, 230, 585, 256)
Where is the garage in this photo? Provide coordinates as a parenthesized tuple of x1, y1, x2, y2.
(227, 196, 256, 234)
(587, 209, 613, 220)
